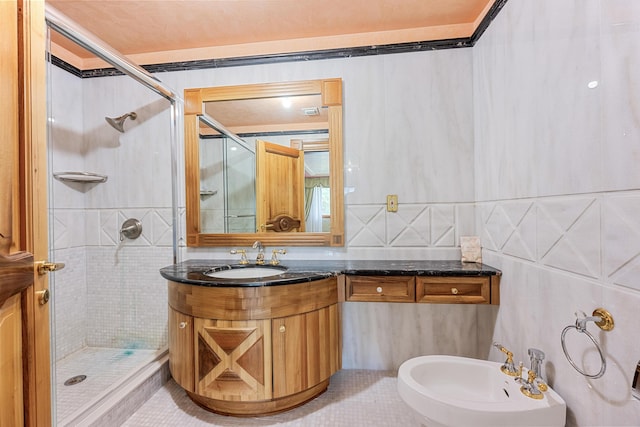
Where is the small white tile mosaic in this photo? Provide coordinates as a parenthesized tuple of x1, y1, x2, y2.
(122, 370, 417, 427)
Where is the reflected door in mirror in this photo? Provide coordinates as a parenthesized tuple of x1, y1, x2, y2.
(256, 140, 305, 232)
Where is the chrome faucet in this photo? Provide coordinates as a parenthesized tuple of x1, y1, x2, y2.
(528, 348, 545, 380)
(253, 241, 265, 265)
(515, 347, 548, 399)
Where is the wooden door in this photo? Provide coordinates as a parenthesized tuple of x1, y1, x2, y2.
(255, 140, 305, 232)
(272, 304, 341, 398)
(195, 318, 272, 401)
(0, 1, 51, 426)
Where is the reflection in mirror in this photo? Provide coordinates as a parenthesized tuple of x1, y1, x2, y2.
(184, 79, 344, 247)
(198, 116, 256, 233)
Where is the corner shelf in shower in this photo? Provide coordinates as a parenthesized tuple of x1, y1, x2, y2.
(53, 171, 108, 183)
(199, 189, 218, 197)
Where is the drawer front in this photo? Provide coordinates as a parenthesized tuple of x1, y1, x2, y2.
(345, 276, 415, 302)
(416, 277, 490, 304)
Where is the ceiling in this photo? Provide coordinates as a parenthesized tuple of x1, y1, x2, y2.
(46, 0, 495, 70)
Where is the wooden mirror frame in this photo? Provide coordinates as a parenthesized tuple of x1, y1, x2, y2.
(184, 78, 344, 247)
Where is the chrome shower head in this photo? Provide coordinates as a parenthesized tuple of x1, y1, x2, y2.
(105, 112, 137, 133)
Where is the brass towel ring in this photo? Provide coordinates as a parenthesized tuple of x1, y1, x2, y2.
(560, 308, 613, 379)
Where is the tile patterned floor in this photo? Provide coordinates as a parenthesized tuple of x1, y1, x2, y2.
(122, 370, 418, 426)
(55, 347, 158, 423)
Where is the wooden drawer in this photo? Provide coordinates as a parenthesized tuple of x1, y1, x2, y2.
(416, 276, 490, 304)
(345, 276, 415, 302)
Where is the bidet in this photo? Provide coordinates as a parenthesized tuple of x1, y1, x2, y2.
(397, 355, 566, 427)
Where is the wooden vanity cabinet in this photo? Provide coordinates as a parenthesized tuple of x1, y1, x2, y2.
(167, 278, 341, 416)
(344, 275, 499, 304)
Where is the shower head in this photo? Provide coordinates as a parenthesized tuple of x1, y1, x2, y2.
(105, 112, 137, 133)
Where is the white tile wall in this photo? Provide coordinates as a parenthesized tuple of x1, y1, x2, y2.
(475, 0, 640, 425)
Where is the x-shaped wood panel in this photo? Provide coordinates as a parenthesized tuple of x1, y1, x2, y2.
(195, 319, 271, 401)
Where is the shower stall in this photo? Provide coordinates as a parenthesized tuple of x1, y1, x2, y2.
(45, 7, 179, 425)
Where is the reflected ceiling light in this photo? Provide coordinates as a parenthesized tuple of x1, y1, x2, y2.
(281, 98, 293, 108)
(587, 80, 598, 89)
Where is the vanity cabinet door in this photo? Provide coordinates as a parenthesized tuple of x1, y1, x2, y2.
(272, 304, 340, 398)
(168, 307, 194, 392)
(194, 318, 272, 402)
(416, 277, 490, 304)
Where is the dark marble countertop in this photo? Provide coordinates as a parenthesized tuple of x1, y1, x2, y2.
(160, 259, 501, 288)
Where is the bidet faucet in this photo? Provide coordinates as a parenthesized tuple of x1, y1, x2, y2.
(253, 241, 265, 265)
(528, 348, 545, 379)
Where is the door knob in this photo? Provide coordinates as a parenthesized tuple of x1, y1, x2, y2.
(36, 261, 65, 275)
(36, 289, 50, 305)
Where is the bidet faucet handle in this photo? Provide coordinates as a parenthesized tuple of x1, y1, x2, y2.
(493, 342, 518, 376)
(493, 342, 513, 358)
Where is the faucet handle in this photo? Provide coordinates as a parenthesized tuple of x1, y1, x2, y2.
(270, 249, 286, 265)
(230, 249, 248, 265)
(493, 342, 518, 376)
(493, 342, 513, 358)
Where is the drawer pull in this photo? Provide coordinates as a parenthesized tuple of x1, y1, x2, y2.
(376, 286, 383, 293)
(279, 325, 286, 333)
(451, 287, 459, 295)
(179, 321, 188, 329)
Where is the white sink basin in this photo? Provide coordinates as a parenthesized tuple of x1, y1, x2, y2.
(397, 355, 566, 427)
(204, 265, 288, 279)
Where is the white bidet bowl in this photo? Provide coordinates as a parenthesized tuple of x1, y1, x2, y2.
(397, 355, 566, 427)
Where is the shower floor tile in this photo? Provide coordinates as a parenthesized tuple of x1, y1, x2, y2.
(123, 370, 417, 426)
(56, 347, 158, 423)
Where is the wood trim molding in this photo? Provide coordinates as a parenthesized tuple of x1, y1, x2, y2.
(19, 1, 52, 425)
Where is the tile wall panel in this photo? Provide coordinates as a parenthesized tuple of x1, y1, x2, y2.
(475, 1, 640, 425)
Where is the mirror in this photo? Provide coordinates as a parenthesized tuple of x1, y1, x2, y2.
(184, 78, 344, 247)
